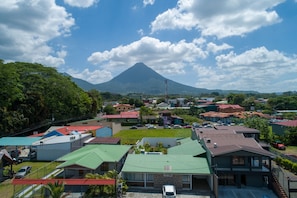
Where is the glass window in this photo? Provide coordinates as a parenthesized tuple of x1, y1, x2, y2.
(251, 157, 260, 167)
(232, 156, 245, 165)
(147, 174, 154, 181)
(182, 175, 190, 182)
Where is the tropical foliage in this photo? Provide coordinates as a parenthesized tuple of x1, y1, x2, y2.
(0, 61, 102, 136)
(84, 170, 128, 197)
(42, 181, 69, 198)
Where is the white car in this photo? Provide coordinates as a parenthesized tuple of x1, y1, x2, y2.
(162, 185, 176, 198)
(147, 124, 156, 129)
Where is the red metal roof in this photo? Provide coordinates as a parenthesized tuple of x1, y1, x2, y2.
(103, 111, 139, 119)
(56, 126, 103, 135)
(12, 178, 115, 185)
(275, 120, 297, 127)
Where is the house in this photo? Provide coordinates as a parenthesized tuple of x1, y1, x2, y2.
(122, 137, 213, 193)
(270, 120, 297, 136)
(0, 149, 13, 181)
(121, 154, 212, 191)
(56, 144, 132, 178)
(217, 104, 244, 113)
(102, 111, 140, 125)
(32, 133, 92, 161)
(200, 111, 270, 124)
(193, 126, 275, 188)
(0, 137, 42, 161)
(113, 104, 134, 113)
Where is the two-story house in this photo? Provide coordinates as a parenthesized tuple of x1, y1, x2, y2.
(193, 126, 275, 188)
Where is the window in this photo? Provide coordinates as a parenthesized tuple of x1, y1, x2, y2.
(100, 162, 109, 171)
(251, 157, 260, 167)
(147, 174, 154, 181)
(182, 175, 190, 182)
(232, 156, 245, 165)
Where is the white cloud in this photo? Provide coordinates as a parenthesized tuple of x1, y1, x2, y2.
(151, 0, 284, 38)
(63, 0, 98, 8)
(0, 0, 75, 67)
(143, 0, 155, 7)
(67, 68, 113, 84)
(207, 42, 233, 54)
(88, 36, 208, 76)
(194, 47, 297, 92)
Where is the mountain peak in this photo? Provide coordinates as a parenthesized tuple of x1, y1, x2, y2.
(112, 62, 164, 83)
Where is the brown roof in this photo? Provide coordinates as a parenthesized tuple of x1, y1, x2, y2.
(85, 137, 121, 144)
(195, 125, 259, 136)
(199, 131, 273, 157)
(200, 111, 270, 119)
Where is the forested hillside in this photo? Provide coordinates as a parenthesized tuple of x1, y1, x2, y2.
(0, 60, 102, 136)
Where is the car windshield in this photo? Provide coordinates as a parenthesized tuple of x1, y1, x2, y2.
(18, 169, 26, 173)
(166, 192, 174, 195)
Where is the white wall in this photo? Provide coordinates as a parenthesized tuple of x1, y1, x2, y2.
(36, 142, 70, 161)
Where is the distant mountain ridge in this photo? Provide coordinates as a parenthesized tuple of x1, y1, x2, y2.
(70, 62, 257, 95)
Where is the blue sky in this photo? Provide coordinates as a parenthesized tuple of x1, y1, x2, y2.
(1, 0, 297, 93)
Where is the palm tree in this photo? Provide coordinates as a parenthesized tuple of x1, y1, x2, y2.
(42, 181, 69, 198)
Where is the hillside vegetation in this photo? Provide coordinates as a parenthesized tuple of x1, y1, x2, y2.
(0, 60, 102, 136)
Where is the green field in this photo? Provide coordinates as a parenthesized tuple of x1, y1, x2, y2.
(113, 128, 192, 144)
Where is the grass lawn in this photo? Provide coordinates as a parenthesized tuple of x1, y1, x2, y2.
(114, 128, 191, 144)
(0, 161, 60, 198)
(277, 146, 297, 155)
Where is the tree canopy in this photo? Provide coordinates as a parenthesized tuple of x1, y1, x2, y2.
(0, 61, 102, 136)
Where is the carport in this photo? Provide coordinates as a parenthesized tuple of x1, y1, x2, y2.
(0, 137, 42, 161)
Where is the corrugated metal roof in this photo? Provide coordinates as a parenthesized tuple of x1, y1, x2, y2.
(57, 144, 131, 170)
(122, 154, 211, 174)
(168, 138, 206, 156)
(32, 133, 91, 145)
(0, 137, 42, 146)
(12, 178, 115, 185)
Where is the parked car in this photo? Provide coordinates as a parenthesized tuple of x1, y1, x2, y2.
(164, 125, 171, 129)
(130, 126, 138, 129)
(162, 185, 176, 198)
(173, 125, 182, 129)
(15, 166, 32, 179)
(147, 124, 156, 129)
(271, 141, 286, 150)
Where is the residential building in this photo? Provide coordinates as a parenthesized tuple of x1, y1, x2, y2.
(56, 144, 132, 178)
(270, 120, 297, 135)
(113, 104, 134, 113)
(121, 137, 213, 194)
(192, 126, 275, 188)
(102, 111, 140, 125)
(32, 133, 92, 161)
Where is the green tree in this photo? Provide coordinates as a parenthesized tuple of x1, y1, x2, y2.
(227, 93, 246, 105)
(0, 61, 98, 135)
(244, 117, 272, 143)
(103, 104, 117, 115)
(42, 181, 69, 198)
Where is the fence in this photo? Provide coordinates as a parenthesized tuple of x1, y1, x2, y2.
(13, 161, 61, 198)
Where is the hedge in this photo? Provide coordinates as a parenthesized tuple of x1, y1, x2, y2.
(275, 157, 297, 174)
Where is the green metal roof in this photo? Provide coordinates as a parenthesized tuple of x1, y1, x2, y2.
(57, 144, 131, 170)
(122, 154, 211, 174)
(168, 138, 206, 156)
(0, 137, 42, 146)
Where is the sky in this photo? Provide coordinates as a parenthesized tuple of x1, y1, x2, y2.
(1, 0, 297, 93)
